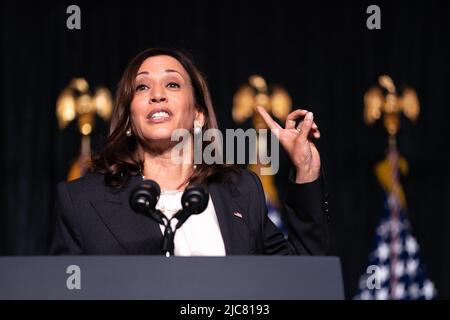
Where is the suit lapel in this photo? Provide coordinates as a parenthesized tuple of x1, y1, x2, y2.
(90, 176, 163, 254)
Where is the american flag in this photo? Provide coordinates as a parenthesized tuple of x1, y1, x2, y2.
(355, 150, 437, 300)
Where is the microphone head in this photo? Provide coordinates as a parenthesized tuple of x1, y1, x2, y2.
(129, 179, 161, 214)
(181, 185, 209, 215)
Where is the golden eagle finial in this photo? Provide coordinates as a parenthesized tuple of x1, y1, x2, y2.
(364, 74, 420, 137)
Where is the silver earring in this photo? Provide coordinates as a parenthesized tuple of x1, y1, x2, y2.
(126, 128, 132, 137)
(194, 121, 202, 135)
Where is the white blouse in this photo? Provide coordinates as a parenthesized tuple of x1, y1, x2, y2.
(155, 190, 226, 256)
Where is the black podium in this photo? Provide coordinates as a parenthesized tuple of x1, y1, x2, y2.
(0, 256, 344, 299)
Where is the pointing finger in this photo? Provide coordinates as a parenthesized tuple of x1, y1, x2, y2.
(256, 106, 282, 138)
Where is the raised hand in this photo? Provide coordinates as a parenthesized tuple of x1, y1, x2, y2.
(257, 106, 321, 184)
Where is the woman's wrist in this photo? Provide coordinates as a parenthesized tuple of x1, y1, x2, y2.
(294, 166, 320, 184)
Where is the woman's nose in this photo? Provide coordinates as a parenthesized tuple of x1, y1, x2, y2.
(149, 86, 167, 103)
(150, 95, 167, 103)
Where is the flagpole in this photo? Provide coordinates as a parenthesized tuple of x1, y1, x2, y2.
(387, 136, 401, 298)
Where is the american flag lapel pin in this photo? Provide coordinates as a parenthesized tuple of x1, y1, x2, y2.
(233, 211, 243, 219)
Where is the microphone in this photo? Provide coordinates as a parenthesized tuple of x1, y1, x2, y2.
(129, 180, 210, 256)
(174, 185, 209, 229)
(129, 179, 165, 225)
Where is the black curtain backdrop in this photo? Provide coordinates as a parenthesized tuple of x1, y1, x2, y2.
(1, 0, 449, 299)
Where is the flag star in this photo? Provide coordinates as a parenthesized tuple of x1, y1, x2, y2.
(394, 261, 405, 277)
(375, 288, 389, 300)
(377, 243, 390, 261)
(376, 222, 390, 238)
(378, 265, 390, 283)
(406, 258, 419, 276)
(422, 281, 436, 299)
(393, 283, 406, 299)
(409, 284, 420, 299)
(405, 236, 419, 255)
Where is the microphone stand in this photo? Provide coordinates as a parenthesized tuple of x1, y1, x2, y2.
(152, 208, 189, 257)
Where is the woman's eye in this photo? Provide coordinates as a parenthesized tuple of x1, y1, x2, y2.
(167, 82, 181, 89)
(135, 84, 148, 92)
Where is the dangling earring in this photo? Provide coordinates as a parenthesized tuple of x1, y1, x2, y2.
(194, 121, 202, 135)
(193, 121, 202, 170)
(126, 116, 133, 137)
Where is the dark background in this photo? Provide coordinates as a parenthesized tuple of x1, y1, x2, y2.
(1, 0, 449, 299)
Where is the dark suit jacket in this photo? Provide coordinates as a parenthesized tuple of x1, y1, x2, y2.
(49, 168, 330, 255)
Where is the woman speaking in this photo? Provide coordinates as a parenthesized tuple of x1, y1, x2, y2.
(50, 48, 330, 256)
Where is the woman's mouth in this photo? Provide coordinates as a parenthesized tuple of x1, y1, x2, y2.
(146, 108, 172, 123)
